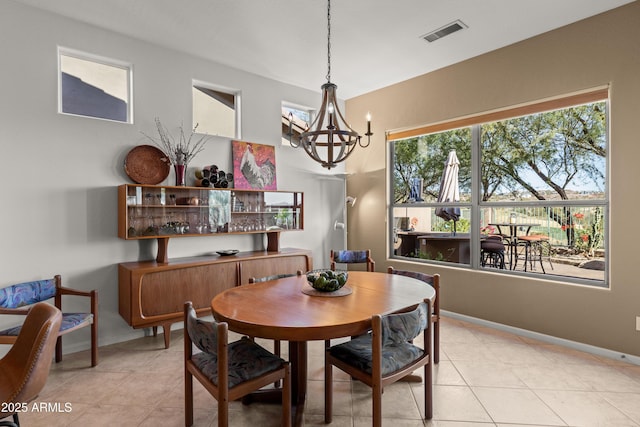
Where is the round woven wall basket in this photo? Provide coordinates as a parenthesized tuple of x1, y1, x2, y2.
(124, 145, 170, 185)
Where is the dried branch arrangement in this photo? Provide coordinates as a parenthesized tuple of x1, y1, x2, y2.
(142, 117, 209, 165)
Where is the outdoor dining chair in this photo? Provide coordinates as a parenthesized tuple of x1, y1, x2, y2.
(480, 235, 507, 269)
(515, 234, 554, 273)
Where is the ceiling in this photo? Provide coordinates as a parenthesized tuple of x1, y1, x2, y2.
(13, 0, 635, 99)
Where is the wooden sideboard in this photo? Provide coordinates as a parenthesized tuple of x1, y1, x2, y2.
(118, 248, 312, 348)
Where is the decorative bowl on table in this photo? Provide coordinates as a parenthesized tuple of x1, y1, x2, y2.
(306, 269, 348, 292)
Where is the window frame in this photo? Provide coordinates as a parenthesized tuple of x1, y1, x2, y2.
(387, 88, 609, 287)
(281, 101, 315, 146)
(58, 46, 133, 123)
(192, 79, 241, 139)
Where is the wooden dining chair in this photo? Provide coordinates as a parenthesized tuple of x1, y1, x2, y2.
(324, 299, 433, 426)
(0, 274, 98, 366)
(330, 249, 375, 272)
(183, 301, 291, 427)
(387, 267, 440, 363)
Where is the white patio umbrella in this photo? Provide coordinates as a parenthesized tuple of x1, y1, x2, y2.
(435, 150, 461, 234)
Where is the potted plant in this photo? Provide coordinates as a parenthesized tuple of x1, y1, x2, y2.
(275, 209, 292, 229)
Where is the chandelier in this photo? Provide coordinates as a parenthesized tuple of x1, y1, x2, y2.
(288, 0, 372, 169)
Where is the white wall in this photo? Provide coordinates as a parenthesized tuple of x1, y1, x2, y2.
(0, 1, 345, 353)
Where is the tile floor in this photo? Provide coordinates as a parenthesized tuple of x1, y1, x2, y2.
(16, 316, 640, 427)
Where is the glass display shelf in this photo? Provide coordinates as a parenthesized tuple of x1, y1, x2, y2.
(118, 184, 303, 262)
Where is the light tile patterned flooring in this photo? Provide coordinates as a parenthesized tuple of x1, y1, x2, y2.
(16, 316, 640, 426)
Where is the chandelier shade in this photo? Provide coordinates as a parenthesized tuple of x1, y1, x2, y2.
(288, 0, 371, 169)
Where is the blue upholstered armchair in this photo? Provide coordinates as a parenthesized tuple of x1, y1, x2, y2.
(0, 274, 98, 366)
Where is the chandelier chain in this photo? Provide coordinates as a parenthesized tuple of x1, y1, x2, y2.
(326, 0, 331, 83)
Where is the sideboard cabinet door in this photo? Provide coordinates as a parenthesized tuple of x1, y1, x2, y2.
(118, 248, 312, 348)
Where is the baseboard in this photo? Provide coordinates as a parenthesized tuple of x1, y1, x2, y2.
(443, 310, 640, 366)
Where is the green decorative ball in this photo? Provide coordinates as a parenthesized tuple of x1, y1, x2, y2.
(306, 269, 348, 292)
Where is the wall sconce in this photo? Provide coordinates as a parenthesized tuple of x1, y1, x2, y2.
(334, 221, 345, 230)
(346, 196, 357, 207)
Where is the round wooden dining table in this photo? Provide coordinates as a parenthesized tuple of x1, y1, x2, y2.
(211, 270, 436, 426)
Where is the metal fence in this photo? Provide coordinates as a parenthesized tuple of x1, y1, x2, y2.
(429, 205, 605, 250)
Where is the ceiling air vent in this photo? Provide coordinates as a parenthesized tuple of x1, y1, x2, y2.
(421, 20, 467, 43)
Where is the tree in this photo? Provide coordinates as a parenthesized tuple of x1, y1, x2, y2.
(481, 102, 606, 246)
(393, 138, 423, 203)
(393, 129, 471, 203)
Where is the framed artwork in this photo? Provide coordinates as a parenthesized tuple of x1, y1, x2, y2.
(232, 140, 277, 190)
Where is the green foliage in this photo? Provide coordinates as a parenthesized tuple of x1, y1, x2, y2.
(481, 102, 606, 201)
(417, 251, 445, 262)
(393, 128, 471, 203)
(394, 102, 606, 203)
(432, 218, 470, 233)
(572, 207, 604, 256)
(275, 209, 291, 221)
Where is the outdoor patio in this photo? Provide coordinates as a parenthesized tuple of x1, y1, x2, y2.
(512, 255, 605, 282)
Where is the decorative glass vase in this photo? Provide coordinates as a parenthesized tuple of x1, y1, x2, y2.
(174, 164, 186, 186)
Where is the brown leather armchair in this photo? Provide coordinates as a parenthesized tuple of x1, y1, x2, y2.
(0, 302, 62, 427)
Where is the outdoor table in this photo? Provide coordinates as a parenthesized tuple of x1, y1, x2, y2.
(488, 222, 541, 269)
(211, 271, 435, 427)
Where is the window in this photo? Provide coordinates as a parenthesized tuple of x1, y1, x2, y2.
(389, 89, 608, 286)
(192, 81, 240, 138)
(58, 48, 131, 123)
(281, 102, 314, 145)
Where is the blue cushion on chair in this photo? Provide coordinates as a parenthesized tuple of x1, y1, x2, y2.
(0, 280, 56, 308)
(328, 303, 428, 375)
(381, 302, 428, 345)
(192, 336, 286, 388)
(329, 335, 424, 376)
(333, 250, 368, 264)
(0, 324, 22, 337)
(186, 312, 219, 354)
(0, 312, 92, 337)
(60, 313, 93, 332)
